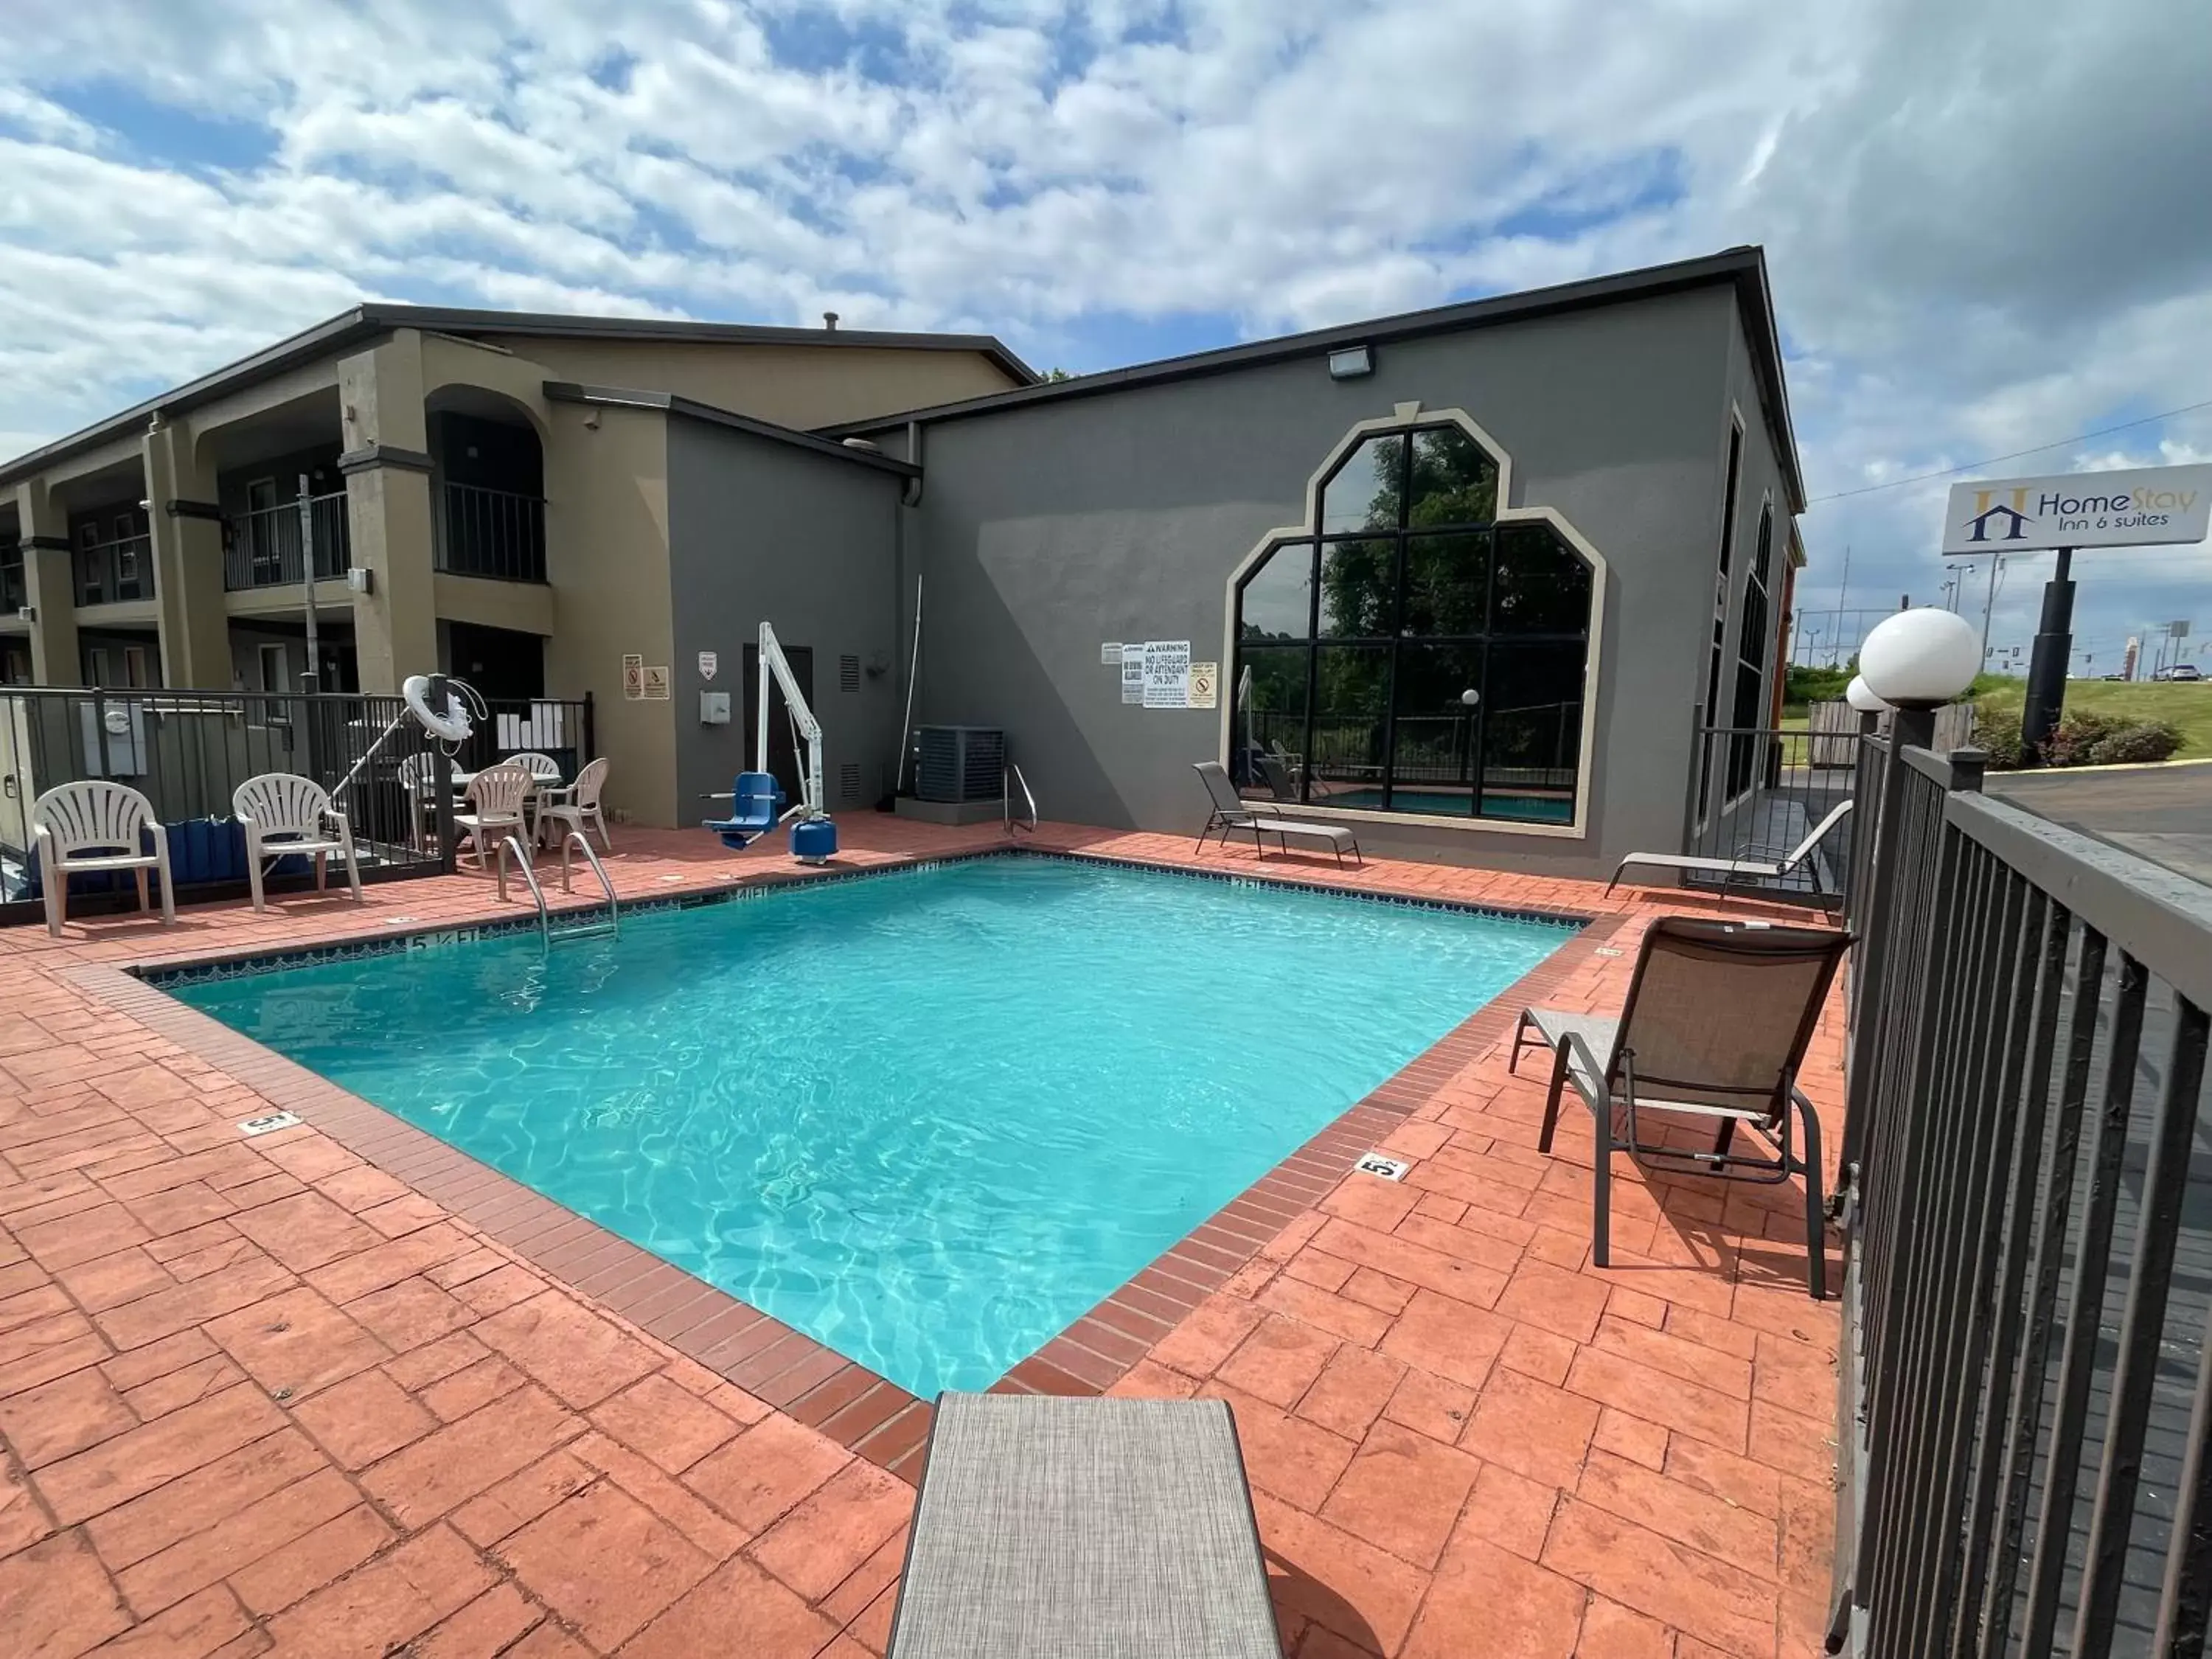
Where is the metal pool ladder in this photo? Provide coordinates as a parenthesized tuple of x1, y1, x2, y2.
(1004, 762, 1037, 835)
(495, 833, 619, 947)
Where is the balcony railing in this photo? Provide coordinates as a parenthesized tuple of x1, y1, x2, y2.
(1, 545, 23, 613)
(223, 491, 352, 591)
(437, 481, 546, 583)
(72, 535, 152, 606)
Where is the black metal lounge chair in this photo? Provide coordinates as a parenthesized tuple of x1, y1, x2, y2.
(1508, 916, 1851, 1299)
(1192, 761, 1361, 867)
(886, 1393, 1281, 1659)
(1604, 798, 1854, 904)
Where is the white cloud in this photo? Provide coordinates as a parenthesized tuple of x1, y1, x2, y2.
(0, 0, 2205, 647)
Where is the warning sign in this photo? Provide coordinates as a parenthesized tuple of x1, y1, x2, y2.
(1142, 641, 1191, 709)
(1120, 644, 1144, 705)
(1187, 661, 1218, 709)
(641, 666, 671, 700)
(622, 654, 644, 700)
(698, 650, 718, 681)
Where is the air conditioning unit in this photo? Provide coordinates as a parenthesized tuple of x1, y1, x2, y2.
(915, 726, 1004, 803)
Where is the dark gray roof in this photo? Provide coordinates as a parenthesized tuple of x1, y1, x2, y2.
(824, 247, 1806, 511)
(542, 382, 919, 478)
(0, 304, 1033, 487)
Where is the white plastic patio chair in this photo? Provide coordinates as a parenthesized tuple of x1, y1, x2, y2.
(232, 772, 363, 913)
(504, 751, 565, 844)
(31, 780, 175, 936)
(456, 762, 533, 869)
(534, 756, 611, 852)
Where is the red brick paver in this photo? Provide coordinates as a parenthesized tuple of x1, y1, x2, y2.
(0, 815, 1841, 1655)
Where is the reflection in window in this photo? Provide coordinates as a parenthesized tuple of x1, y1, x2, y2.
(1319, 434, 1408, 535)
(1239, 544, 1313, 641)
(1231, 422, 1593, 822)
(1233, 646, 1310, 800)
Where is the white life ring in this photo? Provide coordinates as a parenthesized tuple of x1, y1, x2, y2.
(403, 675, 473, 743)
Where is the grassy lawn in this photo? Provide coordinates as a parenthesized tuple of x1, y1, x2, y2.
(1973, 675, 2212, 759)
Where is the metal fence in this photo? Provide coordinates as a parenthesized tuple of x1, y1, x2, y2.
(437, 482, 546, 582)
(0, 687, 593, 920)
(1683, 723, 1857, 907)
(223, 492, 352, 591)
(1833, 730, 2212, 1657)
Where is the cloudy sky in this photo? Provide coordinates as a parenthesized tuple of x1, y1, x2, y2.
(4, 0, 2208, 671)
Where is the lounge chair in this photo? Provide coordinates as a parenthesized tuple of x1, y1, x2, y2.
(1604, 798, 1852, 902)
(1192, 761, 1361, 867)
(30, 780, 175, 936)
(886, 1393, 1281, 1659)
(233, 772, 363, 912)
(1509, 916, 1850, 1298)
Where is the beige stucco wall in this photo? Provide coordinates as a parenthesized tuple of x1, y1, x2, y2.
(539, 398, 679, 828)
(490, 338, 1020, 429)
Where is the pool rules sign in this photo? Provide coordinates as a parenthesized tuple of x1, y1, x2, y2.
(1141, 641, 1191, 708)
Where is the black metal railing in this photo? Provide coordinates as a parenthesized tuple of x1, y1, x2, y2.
(437, 481, 546, 582)
(223, 492, 351, 591)
(1832, 728, 2212, 1657)
(0, 686, 593, 919)
(72, 534, 153, 605)
(1, 542, 23, 613)
(1680, 722, 1857, 906)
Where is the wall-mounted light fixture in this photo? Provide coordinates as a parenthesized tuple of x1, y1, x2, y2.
(1327, 345, 1374, 380)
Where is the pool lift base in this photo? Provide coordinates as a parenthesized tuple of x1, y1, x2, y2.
(702, 622, 838, 864)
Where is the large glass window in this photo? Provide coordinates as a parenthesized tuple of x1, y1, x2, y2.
(1230, 422, 1594, 822)
(1727, 503, 1775, 798)
(1698, 423, 1744, 822)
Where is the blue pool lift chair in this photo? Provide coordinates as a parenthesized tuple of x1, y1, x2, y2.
(703, 771, 783, 849)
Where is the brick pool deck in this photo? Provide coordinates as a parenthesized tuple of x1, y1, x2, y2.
(0, 817, 1842, 1658)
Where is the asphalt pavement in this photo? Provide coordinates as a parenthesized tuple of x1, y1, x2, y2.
(1985, 759, 2212, 888)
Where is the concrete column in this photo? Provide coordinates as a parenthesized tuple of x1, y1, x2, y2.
(142, 417, 232, 688)
(14, 479, 79, 684)
(336, 333, 437, 693)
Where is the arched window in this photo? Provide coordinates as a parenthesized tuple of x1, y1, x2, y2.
(1231, 422, 1596, 824)
(1726, 502, 1775, 798)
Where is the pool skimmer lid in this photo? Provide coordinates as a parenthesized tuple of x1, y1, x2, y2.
(1356, 1152, 1410, 1182)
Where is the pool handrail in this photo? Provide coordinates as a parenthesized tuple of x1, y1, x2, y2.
(495, 834, 552, 950)
(1004, 763, 1038, 835)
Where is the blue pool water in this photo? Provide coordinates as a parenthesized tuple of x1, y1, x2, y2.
(1321, 788, 1573, 822)
(173, 855, 1571, 1394)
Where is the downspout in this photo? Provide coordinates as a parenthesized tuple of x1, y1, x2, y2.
(894, 420, 925, 792)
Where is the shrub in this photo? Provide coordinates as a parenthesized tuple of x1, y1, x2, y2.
(1973, 703, 2025, 769)
(2084, 720, 2183, 766)
(1786, 662, 1854, 706)
(2041, 709, 2126, 768)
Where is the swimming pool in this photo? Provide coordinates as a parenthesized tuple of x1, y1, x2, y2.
(172, 855, 1573, 1395)
(1317, 787, 1573, 822)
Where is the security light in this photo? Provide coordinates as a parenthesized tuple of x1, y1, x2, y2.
(1326, 346, 1374, 380)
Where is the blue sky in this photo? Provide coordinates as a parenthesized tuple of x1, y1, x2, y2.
(1, 0, 2206, 667)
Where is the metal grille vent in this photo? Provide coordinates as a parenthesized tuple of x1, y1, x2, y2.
(840, 762, 863, 801)
(840, 654, 860, 692)
(915, 726, 1005, 803)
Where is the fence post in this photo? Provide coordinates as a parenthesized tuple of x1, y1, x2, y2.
(582, 690, 595, 765)
(1840, 705, 1938, 1181)
(430, 675, 457, 876)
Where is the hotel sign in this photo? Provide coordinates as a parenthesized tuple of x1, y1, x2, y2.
(1941, 465, 2212, 554)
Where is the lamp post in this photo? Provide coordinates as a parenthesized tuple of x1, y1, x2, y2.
(1841, 608, 1981, 1180)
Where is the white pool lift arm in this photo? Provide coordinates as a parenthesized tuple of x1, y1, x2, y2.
(757, 622, 824, 821)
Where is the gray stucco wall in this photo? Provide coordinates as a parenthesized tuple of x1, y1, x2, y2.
(872, 285, 1758, 876)
(666, 420, 906, 825)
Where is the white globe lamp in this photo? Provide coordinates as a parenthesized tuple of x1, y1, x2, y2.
(1845, 675, 1891, 714)
(1858, 608, 1980, 709)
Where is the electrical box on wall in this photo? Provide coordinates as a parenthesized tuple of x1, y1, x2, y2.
(699, 690, 731, 725)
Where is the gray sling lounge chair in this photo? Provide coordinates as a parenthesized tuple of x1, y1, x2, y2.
(1604, 798, 1854, 904)
(1509, 916, 1850, 1299)
(886, 1393, 1281, 1659)
(1192, 761, 1361, 867)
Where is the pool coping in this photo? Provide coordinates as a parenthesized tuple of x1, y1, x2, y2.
(72, 844, 1621, 1485)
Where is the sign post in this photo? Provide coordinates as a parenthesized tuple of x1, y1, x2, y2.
(1941, 465, 2211, 760)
